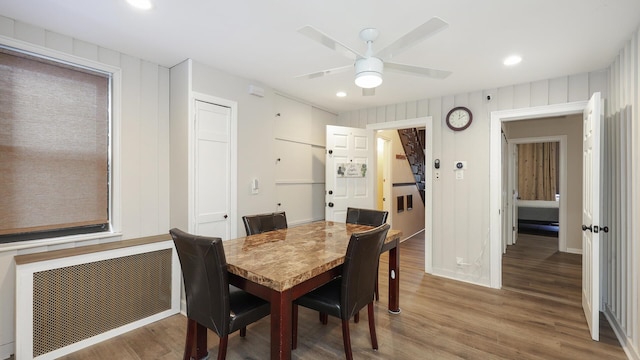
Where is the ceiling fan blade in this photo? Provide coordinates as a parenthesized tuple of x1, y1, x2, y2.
(298, 25, 363, 60)
(295, 65, 353, 79)
(362, 88, 375, 96)
(375, 17, 448, 60)
(385, 62, 452, 79)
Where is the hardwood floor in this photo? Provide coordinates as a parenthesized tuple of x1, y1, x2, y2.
(502, 233, 581, 305)
(59, 232, 626, 360)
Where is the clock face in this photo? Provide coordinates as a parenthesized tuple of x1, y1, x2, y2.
(446, 107, 472, 131)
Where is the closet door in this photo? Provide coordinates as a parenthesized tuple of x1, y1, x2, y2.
(194, 100, 231, 239)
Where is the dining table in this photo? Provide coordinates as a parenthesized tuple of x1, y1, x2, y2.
(192, 220, 403, 360)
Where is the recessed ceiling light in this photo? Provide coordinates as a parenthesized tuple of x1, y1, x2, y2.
(127, 0, 153, 10)
(336, 91, 347, 97)
(503, 55, 522, 66)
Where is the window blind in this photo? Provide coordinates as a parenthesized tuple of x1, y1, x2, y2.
(0, 46, 110, 240)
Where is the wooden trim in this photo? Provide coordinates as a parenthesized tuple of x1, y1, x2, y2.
(14, 233, 172, 265)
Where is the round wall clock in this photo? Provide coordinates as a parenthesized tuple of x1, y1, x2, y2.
(446, 106, 472, 131)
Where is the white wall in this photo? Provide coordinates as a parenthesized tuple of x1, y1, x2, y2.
(0, 17, 337, 358)
(602, 25, 640, 360)
(0, 15, 171, 358)
(189, 63, 336, 234)
(273, 94, 333, 226)
(1, 11, 638, 360)
(338, 24, 640, 358)
(338, 73, 608, 286)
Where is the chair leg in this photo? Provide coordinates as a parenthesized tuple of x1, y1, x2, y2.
(292, 304, 298, 350)
(239, 327, 247, 337)
(354, 311, 359, 323)
(367, 302, 378, 350)
(341, 319, 353, 360)
(217, 335, 228, 360)
(375, 272, 380, 301)
(184, 319, 208, 360)
(319, 312, 328, 325)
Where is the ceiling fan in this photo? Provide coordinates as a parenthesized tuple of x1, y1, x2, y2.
(297, 17, 452, 96)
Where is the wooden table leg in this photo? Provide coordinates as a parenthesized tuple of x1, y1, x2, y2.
(388, 241, 401, 314)
(270, 289, 293, 360)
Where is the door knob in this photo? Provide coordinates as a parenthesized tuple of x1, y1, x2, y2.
(328, 202, 334, 207)
(328, 190, 333, 195)
(224, 214, 228, 219)
(582, 224, 592, 232)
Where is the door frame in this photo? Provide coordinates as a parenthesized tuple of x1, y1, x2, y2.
(489, 101, 587, 288)
(368, 117, 433, 273)
(507, 136, 568, 252)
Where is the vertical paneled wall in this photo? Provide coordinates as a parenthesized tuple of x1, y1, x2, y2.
(338, 25, 640, 357)
(274, 94, 335, 225)
(603, 26, 640, 359)
(0, 15, 170, 358)
(338, 73, 607, 286)
(0, 18, 170, 240)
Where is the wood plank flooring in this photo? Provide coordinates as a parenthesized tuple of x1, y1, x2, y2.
(58, 232, 626, 360)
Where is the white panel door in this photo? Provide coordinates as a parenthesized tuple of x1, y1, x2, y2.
(582, 92, 601, 341)
(194, 100, 230, 239)
(325, 125, 374, 222)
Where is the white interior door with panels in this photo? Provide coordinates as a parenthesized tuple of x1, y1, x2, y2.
(581, 92, 602, 341)
(193, 99, 231, 239)
(325, 125, 375, 222)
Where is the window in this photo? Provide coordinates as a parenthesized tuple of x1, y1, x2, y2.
(0, 45, 112, 243)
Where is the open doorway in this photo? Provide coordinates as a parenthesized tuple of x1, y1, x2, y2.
(368, 117, 433, 273)
(501, 115, 582, 302)
(376, 129, 425, 239)
(489, 101, 588, 289)
(503, 115, 583, 254)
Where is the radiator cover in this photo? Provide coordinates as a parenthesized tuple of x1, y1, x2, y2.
(15, 237, 180, 359)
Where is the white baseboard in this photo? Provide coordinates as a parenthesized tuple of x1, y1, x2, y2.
(566, 247, 582, 254)
(604, 306, 640, 360)
(0, 343, 13, 360)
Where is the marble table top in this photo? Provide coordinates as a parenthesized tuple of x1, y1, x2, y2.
(223, 221, 402, 292)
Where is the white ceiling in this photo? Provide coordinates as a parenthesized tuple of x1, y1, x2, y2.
(1, 1, 639, 113)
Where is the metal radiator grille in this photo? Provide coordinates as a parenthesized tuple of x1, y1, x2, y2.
(32, 249, 172, 357)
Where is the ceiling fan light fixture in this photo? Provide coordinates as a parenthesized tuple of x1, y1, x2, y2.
(354, 57, 383, 88)
(355, 72, 383, 88)
(127, 0, 153, 10)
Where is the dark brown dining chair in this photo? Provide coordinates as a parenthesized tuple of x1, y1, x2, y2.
(242, 211, 288, 235)
(169, 228, 270, 360)
(292, 224, 391, 360)
(345, 207, 389, 228)
(345, 207, 389, 322)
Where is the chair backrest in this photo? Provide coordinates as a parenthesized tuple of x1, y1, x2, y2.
(169, 228, 230, 337)
(340, 223, 391, 319)
(345, 207, 389, 227)
(242, 211, 288, 235)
